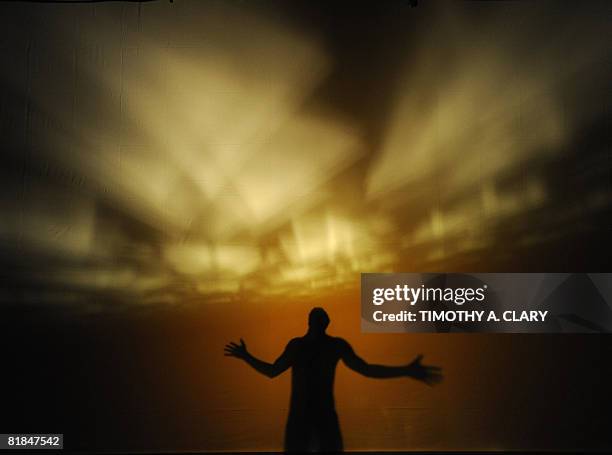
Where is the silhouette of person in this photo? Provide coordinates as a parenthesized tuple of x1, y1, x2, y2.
(224, 307, 442, 453)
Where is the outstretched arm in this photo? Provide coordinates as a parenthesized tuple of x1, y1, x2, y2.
(341, 341, 442, 385)
(224, 339, 294, 378)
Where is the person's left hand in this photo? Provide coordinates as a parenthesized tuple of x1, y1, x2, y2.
(405, 354, 443, 386)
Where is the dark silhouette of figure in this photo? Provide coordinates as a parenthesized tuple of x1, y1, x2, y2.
(224, 307, 442, 453)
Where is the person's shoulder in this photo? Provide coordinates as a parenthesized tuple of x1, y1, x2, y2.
(329, 336, 350, 349)
(329, 335, 347, 343)
(286, 337, 303, 348)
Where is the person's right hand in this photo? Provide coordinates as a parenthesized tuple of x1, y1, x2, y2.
(224, 338, 249, 360)
(405, 355, 443, 386)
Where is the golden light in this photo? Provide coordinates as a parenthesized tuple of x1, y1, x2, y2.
(1, 1, 610, 306)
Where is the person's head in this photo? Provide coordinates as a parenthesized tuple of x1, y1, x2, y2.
(308, 307, 330, 334)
